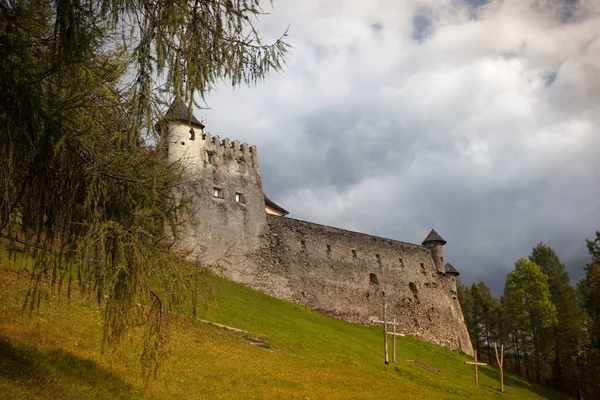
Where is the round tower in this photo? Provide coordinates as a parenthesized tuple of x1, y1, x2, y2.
(160, 100, 205, 166)
(444, 263, 460, 297)
(421, 229, 447, 274)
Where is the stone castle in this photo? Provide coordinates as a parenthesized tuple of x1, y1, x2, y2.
(160, 101, 473, 355)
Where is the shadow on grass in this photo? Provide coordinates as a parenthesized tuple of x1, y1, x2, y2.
(0, 335, 133, 396)
(479, 365, 571, 400)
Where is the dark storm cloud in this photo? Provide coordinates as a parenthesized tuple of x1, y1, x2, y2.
(202, 0, 600, 296)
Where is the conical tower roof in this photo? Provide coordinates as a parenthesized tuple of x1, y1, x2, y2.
(421, 229, 447, 246)
(163, 100, 205, 129)
(445, 263, 460, 276)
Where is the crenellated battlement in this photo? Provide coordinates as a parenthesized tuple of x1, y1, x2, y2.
(200, 132, 259, 171)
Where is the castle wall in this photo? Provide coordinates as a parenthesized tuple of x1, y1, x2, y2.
(166, 122, 268, 267)
(164, 120, 472, 355)
(244, 215, 473, 354)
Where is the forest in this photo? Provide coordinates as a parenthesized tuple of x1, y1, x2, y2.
(458, 231, 600, 399)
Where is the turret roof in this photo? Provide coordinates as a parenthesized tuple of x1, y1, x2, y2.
(163, 100, 205, 129)
(445, 263, 460, 276)
(421, 229, 447, 245)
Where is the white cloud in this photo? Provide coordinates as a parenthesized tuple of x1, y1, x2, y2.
(198, 0, 600, 293)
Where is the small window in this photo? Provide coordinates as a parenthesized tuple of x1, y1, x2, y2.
(399, 258, 404, 265)
(181, 141, 185, 145)
(300, 240, 306, 251)
(409, 282, 418, 295)
(452, 277, 455, 283)
(441, 256, 444, 262)
(326, 244, 331, 253)
(188, 128, 195, 141)
(213, 187, 223, 198)
(235, 192, 245, 204)
(352, 249, 357, 259)
(420, 263, 424, 268)
(369, 273, 379, 285)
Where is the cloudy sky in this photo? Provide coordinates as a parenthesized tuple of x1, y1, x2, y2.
(198, 0, 600, 295)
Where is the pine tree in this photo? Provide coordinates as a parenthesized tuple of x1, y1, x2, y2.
(530, 243, 585, 393)
(577, 231, 600, 399)
(0, 0, 288, 377)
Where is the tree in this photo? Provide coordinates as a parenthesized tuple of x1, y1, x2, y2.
(530, 243, 585, 393)
(577, 231, 600, 399)
(0, 0, 288, 377)
(579, 231, 600, 348)
(473, 281, 501, 363)
(503, 258, 557, 383)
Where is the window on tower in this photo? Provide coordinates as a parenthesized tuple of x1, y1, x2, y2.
(188, 128, 195, 141)
(213, 187, 223, 198)
(235, 192, 245, 204)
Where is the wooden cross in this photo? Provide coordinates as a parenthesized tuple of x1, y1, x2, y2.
(464, 350, 487, 387)
(494, 343, 505, 393)
(371, 301, 405, 364)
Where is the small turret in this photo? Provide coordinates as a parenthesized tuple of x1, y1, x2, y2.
(422, 229, 446, 274)
(445, 263, 460, 297)
(159, 100, 205, 165)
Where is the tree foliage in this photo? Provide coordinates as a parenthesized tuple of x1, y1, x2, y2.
(0, 0, 288, 377)
(530, 243, 584, 392)
(504, 258, 557, 383)
(577, 231, 600, 398)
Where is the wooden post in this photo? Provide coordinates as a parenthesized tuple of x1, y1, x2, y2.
(392, 318, 397, 363)
(464, 351, 487, 388)
(474, 350, 479, 387)
(383, 301, 389, 365)
(495, 343, 504, 393)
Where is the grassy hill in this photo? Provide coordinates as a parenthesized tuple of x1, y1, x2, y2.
(0, 247, 570, 399)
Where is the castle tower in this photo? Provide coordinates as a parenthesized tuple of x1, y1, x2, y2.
(422, 229, 446, 274)
(160, 100, 268, 266)
(161, 100, 206, 167)
(444, 263, 460, 297)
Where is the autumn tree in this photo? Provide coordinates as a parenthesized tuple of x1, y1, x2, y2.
(0, 0, 288, 376)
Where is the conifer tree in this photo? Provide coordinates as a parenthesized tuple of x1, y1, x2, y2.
(0, 0, 288, 376)
(577, 231, 600, 399)
(530, 243, 584, 393)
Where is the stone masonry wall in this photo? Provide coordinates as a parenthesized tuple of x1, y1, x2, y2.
(165, 121, 472, 355)
(243, 215, 473, 355)
(165, 122, 268, 268)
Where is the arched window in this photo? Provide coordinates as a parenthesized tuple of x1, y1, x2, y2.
(188, 128, 195, 141)
(369, 273, 379, 285)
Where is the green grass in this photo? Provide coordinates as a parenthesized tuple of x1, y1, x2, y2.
(0, 245, 572, 399)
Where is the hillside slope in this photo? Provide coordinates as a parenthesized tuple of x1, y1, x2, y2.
(0, 250, 570, 399)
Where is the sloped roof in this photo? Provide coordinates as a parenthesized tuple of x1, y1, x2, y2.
(421, 229, 447, 245)
(264, 193, 289, 216)
(445, 263, 460, 276)
(163, 100, 205, 129)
